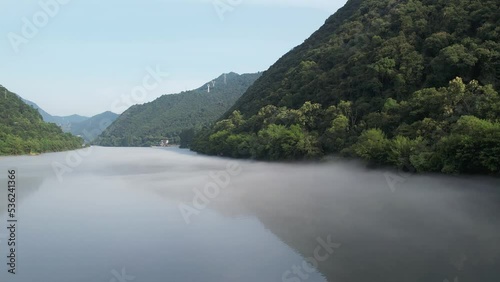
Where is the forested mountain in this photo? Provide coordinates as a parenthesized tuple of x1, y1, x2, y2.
(69, 111, 119, 142)
(0, 85, 83, 155)
(95, 72, 261, 147)
(191, 0, 500, 174)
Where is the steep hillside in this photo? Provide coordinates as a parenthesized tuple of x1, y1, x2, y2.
(0, 85, 83, 155)
(224, 0, 500, 117)
(191, 0, 500, 174)
(69, 111, 119, 142)
(95, 72, 261, 147)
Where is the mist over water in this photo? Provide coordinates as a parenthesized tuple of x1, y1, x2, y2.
(0, 147, 499, 282)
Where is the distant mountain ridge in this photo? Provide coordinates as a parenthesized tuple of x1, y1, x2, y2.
(95, 72, 261, 147)
(20, 98, 89, 129)
(21, 97, 118, 142)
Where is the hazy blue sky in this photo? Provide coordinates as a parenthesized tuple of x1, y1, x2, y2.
(0, 0, 346, 116)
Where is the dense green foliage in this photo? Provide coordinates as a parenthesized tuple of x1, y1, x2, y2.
(191, 0, 500, 174)
(95, 73, 260, 147)
(192, 79, 500, 173)
(0, 86, 83, 155)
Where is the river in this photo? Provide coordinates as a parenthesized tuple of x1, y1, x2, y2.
(0, 147, 499, 282)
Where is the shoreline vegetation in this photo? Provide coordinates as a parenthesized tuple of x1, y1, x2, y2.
(189, 78, 500, 174)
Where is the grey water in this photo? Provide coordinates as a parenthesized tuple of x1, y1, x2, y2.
(0, 147, 499, 282)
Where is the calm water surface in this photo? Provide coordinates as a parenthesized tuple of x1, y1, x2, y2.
(0, 147, 499, 282)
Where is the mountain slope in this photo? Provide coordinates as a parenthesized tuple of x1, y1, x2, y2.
(225, 0, 499, 118)
(95, 72, 261, 147)
(0, 85, 83, 155)
(191, 0, 500, 174)
(69, 111, 119, 142)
